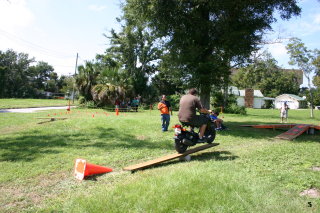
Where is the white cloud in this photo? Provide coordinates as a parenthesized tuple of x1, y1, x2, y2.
(266, 43, 287, 58)
(0, 1, 75, 76)
(88, 5, 107, 12)
(261, 43, 292, 67)
(0, 0, 35, 33)
(279, 19, 320, 37)
(313, 13, 320, 24)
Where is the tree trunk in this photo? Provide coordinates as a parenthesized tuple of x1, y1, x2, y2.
(197, 5, 211, 110)
(199, 83, 211, 109)
(308, 78, 314, 118)
(310, 91, 314, 118)
(223, 76, 229, 109)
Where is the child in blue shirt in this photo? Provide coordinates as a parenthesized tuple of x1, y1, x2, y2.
(209, 111, 223, 130)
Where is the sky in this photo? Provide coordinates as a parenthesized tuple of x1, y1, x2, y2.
(0, 0, 122, 76)
(0, 0, 319, 86)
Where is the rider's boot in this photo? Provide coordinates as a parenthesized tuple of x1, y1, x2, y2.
(197, 137, 207, 143)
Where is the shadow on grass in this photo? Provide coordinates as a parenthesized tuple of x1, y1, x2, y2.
(192, 150, 239, 161)
(1, 120, 317, 162)
(219, 121, 320, 142)
(132, 150, 238, 173)
(213, 121, 286, 140)
(84, 173, 108, 181)
(0, 126, 172, 162)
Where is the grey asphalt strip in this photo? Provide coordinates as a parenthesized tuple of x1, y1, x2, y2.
(0, 106, 76, 113)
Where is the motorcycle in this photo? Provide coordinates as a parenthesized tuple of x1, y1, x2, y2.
(173, 114, 216, 153)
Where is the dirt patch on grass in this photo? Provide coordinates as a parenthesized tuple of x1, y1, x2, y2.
(0, 184, 33, 211)
(0, 171, 71, 212)
(0, 124, 34, 135)
(300, 188, 320, 198)
(311, 166, 320, 171)
(35, 171, 69, 188)
(136, 135, 147, 140)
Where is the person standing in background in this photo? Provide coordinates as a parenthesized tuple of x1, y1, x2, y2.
(280, 102, 289, 123)
(115, 99, 120, 109)
(132, 97, 139, 112)
(158, 95, 172, 132)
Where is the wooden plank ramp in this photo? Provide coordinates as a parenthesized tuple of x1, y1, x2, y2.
(123, 143, 219, 172)
(275, 124, 310, 140)
(36, 117, 68, 124)
(36, 117, 68, 119)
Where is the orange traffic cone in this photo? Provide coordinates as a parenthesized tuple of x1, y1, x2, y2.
(74, 159, 113, 180)
(115, 108, 119, 116)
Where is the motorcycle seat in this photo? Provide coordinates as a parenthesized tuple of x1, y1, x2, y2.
(180, 123, 196, 131)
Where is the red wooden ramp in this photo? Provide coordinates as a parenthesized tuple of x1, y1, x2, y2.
(275, 124, 310, 140)
(241, 123, 320, 140)
(312, 125, 320, 131)
(123, 143, 219, 172)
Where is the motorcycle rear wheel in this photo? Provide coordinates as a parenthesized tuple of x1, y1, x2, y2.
(205, 125, 216, 144)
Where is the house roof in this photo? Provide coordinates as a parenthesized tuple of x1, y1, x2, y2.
(228, 86, 240, 95)
(264, 97, 275, 100)
(275, 94, 305, 101)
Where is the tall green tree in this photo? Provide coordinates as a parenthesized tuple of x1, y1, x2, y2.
(95, 54, 129, 88)
(75, 61, 99, 100)
(0, 49, 34, 98)
(104, 20, 161, 98)
(123, 0, 301, 108)
(314, 76, 320, 88)
(28, 61, 55, 93)
(0, 49, 60, 98)
(286, 37, 320, 118)
(232, 52, 300, 97)
(57, 75, 75, 94)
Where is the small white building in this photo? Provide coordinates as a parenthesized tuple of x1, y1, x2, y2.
(275, 94, 307, 109)
(40, 91, 53, 98)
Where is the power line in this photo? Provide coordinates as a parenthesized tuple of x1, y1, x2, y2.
(0, 28, 75, 59)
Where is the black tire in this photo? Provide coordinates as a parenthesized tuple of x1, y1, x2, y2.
(175, 139, 188, 153)
(205, 125, 216, 144)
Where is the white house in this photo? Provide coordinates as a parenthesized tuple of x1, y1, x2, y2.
(275, 94, 307, 109)
(239, 89, 266, 108)
(228, 86, 269, 109)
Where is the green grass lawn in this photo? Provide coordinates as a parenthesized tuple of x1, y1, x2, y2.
(0, 98, 75, 109)
(0, 108, 319, 212)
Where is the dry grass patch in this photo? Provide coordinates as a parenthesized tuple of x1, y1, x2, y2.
(0, 171, 71, 212)
(300, 188, 320, 198)
(311, 166, 320, 171)
(136, 135, 147, 140)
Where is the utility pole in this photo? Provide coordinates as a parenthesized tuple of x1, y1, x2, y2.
(72, 53, 78, 104)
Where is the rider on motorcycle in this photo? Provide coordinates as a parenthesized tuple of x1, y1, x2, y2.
(178, 88, 210, 143)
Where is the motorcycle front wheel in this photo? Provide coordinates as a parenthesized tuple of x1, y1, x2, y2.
(175, 139, 188, 153)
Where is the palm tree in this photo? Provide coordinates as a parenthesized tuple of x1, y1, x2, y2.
(75, 61, 99, 100)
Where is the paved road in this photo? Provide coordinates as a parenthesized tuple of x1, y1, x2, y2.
(0, 106, 75, 113)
